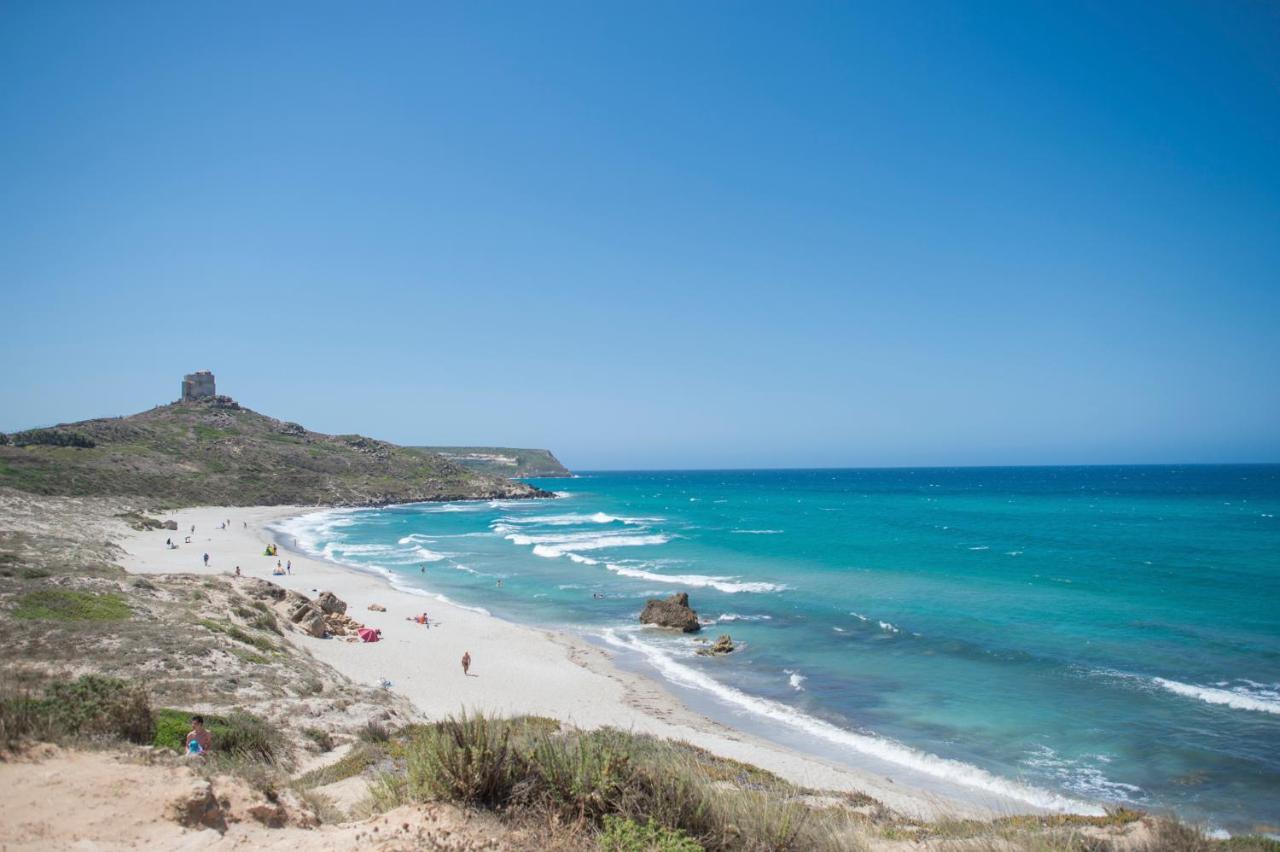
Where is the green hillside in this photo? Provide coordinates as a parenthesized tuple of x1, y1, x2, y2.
(0, 398, 551, 507)
(412, 446, 571, 478)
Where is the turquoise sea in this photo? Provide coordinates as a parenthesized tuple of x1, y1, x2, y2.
(275, 466, 1280, 834)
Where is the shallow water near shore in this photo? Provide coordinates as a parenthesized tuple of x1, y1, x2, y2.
(275, 465, 1280, 834)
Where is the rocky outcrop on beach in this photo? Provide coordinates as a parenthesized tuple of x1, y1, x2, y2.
(241, 579, 362, 639)
(697, 634, 736, 656)
(640, 592, 701, 633)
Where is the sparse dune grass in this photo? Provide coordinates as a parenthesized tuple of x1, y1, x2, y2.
(12, 588, 130, 621)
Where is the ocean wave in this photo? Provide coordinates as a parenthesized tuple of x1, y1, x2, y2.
(785, 670, 807, 691)
(850, 612, 869, 622)
(413, 546, 449, 562)
(603, 563, 785, 594)
(513, 532, 672, 557)
(716, 614, 773, 623)
(397, 534, 435, 545)
(599, 630, 1102, 815)
(1021, 746, 1143, 802)
(878, 621, 900, 634)
(1152, 678, 1280, 716)
(567, 553, 600, 565)
(731, 529, 784, 535)
(501, 512, 656, 526)
(968, 546, 990, 551)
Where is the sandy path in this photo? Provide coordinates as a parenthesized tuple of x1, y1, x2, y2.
(118, 505, 1012, 821)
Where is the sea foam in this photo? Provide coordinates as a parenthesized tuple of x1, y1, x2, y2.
(599, 630, 1102, 815)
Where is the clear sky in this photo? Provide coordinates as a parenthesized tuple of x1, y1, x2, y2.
(2, 2, 1278, 470)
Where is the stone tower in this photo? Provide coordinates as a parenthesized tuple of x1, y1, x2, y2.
(181, 371, 216, 401)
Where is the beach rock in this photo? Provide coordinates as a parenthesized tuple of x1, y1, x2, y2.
(367, 603, 386, 612)
(161, 520, 179, 530)
(697, 634, 736, 656)
(288, 601, 328, 638)
(316, 591, 347, 615)
(640, 592, 701, 633)
(169, 780, 227, 832)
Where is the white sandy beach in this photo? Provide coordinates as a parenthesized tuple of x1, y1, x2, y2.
(119, 505, 1047, 822)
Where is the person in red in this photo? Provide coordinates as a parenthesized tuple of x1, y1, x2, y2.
(461, 651, 471, 676)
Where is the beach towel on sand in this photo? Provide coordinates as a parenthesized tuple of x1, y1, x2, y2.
(358, 627, 381, 643)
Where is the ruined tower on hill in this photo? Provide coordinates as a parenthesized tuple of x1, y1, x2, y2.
(181, 370, 216, 401)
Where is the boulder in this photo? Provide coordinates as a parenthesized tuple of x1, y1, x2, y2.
(288, 601, 328, 638)
(161, 520, 179, 530)
(169, 780, 227, 832)
(367, 603, 386, 612)
(697, 634, 736, 656)
(316, 591, 347, 615)
(639, 592, 701, 633)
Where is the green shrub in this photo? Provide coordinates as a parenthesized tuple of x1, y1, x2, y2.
(13, 589, 130, 621)
(153, 707, 288, 765)
(600, 815, 703, 852)
(525, 728, 637, 822)
(1, 675, 152, 745)
(10, 428, 95, 448)
(404, 712, 518, 806)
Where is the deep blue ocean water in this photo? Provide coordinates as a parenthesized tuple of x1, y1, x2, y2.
(276, 466, 1280, 834)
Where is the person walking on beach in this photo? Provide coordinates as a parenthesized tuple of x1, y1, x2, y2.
(461, 651, 471, 676)
(203, 552, 209, 567)
(286, 560, 291, 574)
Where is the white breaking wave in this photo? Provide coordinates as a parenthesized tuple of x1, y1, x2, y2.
(1152, 678, 1280, 716)
(599, 630, 1102, 815)
(785, 670, 807, 691)
(1021, 746, 1143, 802)
(516, 532, 672, 557)
(502, 512, 656, 526)
(604, 563, 785, 594)
(413, 547, 448, 562)
(731, 529, 784, 535)
(716, 614, 773, 623)
(567, 553, 600, 565)
(850, 612, 869, 622)
(878, 621, 900, 634)
(398, 534, 435, 545)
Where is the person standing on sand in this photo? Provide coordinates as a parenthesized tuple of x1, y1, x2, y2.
(286, 560, 291, 574)
(203, 552, 209, 567)
(461, 651, 471, 676)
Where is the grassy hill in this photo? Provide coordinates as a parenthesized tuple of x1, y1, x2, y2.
(412, 446, 571, 478)
(0, 397, 551, 507)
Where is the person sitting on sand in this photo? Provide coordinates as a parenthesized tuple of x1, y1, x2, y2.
(272, 564, 285, 576)
(185, 715, 212, 757)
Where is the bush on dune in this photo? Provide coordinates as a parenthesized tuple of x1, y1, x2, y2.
(0, 675, 151, 746)
(153, 707, 288, 766)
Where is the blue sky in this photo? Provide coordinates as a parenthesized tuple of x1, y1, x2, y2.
(2, 2, 1277, 469)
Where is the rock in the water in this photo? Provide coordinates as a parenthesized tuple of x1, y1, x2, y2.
(639, 592, 701, 633)
(316, 590, 347, 615)
(697, 634, 736, 656)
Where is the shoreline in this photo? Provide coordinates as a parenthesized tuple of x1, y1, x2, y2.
(117, 503, 1094, 822)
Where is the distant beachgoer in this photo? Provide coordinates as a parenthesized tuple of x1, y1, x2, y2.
(243, 522, 246, 529)
(203, 553, 209, 567)
(185, 715, 212, 757)
(191, 525, 195, 534)
(286, 560, 291, 574)
(496, 579, 503, 588)
(166, 538, 171, 546)
(420, 566, 425, 573)
(234, 566, 241, 577)
(461, 651, 471, 676)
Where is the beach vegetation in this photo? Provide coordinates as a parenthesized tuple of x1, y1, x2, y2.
(600, 815, 704, 851)
(197, 618, 278, 653)
(12, 588, 130, 621)
(0, 675, 151, 746)
(297, 741, 385, 788)
(153, 707, 289, 766)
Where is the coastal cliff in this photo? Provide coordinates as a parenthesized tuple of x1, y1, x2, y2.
(411, 446, 571, 478)
(0, 397, 551, 507)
